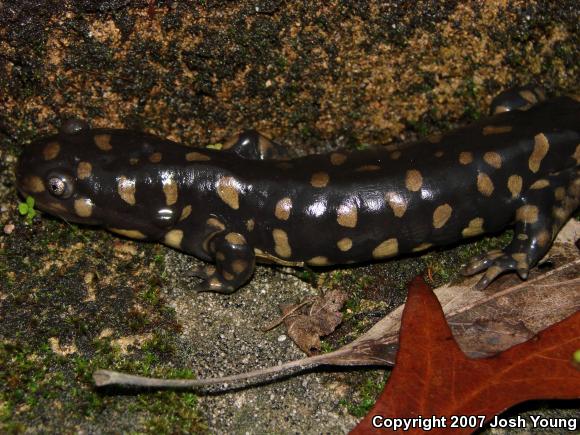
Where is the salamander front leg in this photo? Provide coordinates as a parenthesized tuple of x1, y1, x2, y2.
(462, 168, 579, 289)
(490, 85, 546, 115)
(221, 130, 291, 160)
(192, 232, 256, 294)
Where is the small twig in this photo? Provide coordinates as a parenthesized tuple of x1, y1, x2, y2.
(261, 298, 313, 332)
(94, 354, 325, 393)
(93, 341, 396, 393)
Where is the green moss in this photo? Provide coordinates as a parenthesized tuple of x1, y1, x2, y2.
(0, 214, 202, 432)
(340, 373, 388, 418)
(0, 336, 205, 433)
(141, 391, 206, 434)
(319, 341, 334, 354)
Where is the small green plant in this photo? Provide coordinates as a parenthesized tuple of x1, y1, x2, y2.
(573, 349, 580, 365)
(18, 196, 37, 222)
(320, 341, 333, 353)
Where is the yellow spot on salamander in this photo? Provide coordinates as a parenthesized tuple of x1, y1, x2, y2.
(337, 237, 352, 252)
(43, 141, 60, 160)
(94, 134, 112, 151)
(273, 229, 291, 258)
(433, 204, 452, 229)
(355, 165, 380, 172)
(385, 191, 407, 218)
(311, 172, 330, 188)
(222, 133, 239, 150)
(77, 161, 92, 180)
(519, 89, 538, 104)
(308, 256, 329, 266)
(390, 151, 402, 160)
(530, 179, 550, 189)
(179, 205, 192, 221)
(462, 217, 484, 237)
(529, 133, 550, 173)
(405, 169, 423, 192)
(372, 238, 398, 259)
(225, 232, 246, 245)
(483, 152, 502, 169)
(164, 229, 184, 249)
(493, 105, 510, 114)
(573, 144, 580, 165)
(536, 229, 550, 248)
(109, 228, 147, 239)
(232, 260, 248, 273)
(516, 205, 539, 224)
(162, 177, 178, 206)
(458, 151, 473, 165)
(149, 152, 162, 163)
(117, 176, 136, 205)
(477, 172, 494, 196)
(206, 217, 225, 230)
(427, 133, 442, 143)
(412, 243, 432, 252)
(223, 271, 235, 281)
(330, 152, 347, 166)
(217, 176, 240, 210)
(185, 151, 211, 161)
(507, 175, 523, 198)
(337, 202, 358, 228)
(511, 252, 528, 270)
(482, 125, 512, 135)
(553, 207, 568, 222)
(22, 176, 45, 193)
(74, 198, 93, 218)
(275, 197, 292, 221)
(554, 187, 566, 201)
(246, 219, 255, 231)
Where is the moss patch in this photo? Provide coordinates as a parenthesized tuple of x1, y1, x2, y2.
(0, 215, 205, 433)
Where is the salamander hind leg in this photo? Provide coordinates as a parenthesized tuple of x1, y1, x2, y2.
(462, 168, 579, 289)
(192, 231, 256, 294)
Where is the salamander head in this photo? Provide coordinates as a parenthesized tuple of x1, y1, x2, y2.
(16, 121, 170, 240)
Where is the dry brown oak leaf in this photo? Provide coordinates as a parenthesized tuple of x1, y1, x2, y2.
(351, 276, 580, 435)
(282, 290, 348, 355)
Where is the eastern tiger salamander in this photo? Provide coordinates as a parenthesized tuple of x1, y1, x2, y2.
(16, 87, 580, 293)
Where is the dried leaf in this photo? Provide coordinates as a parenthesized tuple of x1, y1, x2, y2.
(282, 290, 348, 355)
(350, 276, 580, 434)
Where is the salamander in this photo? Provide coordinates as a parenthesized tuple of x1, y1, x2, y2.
(16, 87, 580, 293)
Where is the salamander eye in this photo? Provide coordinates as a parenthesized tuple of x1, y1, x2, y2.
(47, 175, 74, 198)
